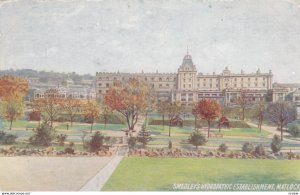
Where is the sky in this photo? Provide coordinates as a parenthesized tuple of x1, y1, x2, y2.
(0, 0, 300, 82)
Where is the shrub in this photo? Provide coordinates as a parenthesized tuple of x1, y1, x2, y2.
(56, 134, 67, 146)
(218, 143, 228, 153)
(0, 131, 17, 145)
(168, 140, 172, 149)
(242, 142, 254, 153)
(127, 137, 137, 150)
(29, 122, 56, 146)
(88, 131, 105, 152)
(271, 135, 282, 153)
(255, 144, 265, 155)
(64, 147, 74, 154)
(289, 124, 300, 137)
(69, 142, 74, 148)
(188, 130, 207, 149)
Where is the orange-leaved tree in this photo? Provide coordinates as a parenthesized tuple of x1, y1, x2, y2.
(0, 76, 28, 130)
(104, 79, 152, 136)
(61, 98, 83, 127)
(83, 101, 101, 133)
(194, 99, 221, 138)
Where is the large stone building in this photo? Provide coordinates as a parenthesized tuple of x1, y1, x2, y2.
(96, 52, 275, 106)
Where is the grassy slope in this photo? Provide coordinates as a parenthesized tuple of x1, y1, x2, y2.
(103, 157, 300, 191)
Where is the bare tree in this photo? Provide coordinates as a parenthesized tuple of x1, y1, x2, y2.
(253, 101, 267, 132)
(236, 90, 249, 120)
(266, 101, 297, 141)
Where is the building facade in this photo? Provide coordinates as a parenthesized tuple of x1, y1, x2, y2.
(96, 53, 274, 106)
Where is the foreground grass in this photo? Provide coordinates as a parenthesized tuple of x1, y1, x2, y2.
(103, 157, 300, 191)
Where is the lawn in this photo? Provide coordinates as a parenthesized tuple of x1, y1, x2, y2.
(103, 157, 300, 191)
(55, 123, 127, 131)
(219, 128, 270, 138)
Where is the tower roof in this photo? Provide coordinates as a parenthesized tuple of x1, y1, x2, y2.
(178, 52, 197, 72)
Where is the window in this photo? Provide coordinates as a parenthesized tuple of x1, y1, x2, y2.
(210, 84, 212, 88)
(216, 84, 219, 87)
(189, 84, 191, 88)
(189, 78, 192, 82)
(145, 77, 147, 81)
(159, 84, 162, 88)
(106, 77, 109, 80)
(234, 84, 237, 87)
(255, 83, 258, 87)
(255, 78, 258, 81)
(204, 83, 206, 87)
(98, 83, 102, 86)
(106, 83, 109, 87)
(234, 78, 237, 81)
(159, 78, 162, 81)
(166, 84, 169, 87)
(151, 77, 154, 81)
(241, 78, 243, 81)
(183, 84, 185, 88)
(248, 78, 250, 81)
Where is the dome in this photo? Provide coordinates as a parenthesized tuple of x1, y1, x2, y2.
(178, 53, 197, 72)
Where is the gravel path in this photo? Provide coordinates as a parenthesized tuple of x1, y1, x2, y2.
(0, 157, 112, 191)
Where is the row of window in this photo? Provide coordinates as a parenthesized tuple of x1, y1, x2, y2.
(98, 76, 177, 82)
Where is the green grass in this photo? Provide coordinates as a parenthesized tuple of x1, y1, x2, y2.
(103, 157, 300, 191)
(55, 123, 127, 131)
(219, 128, 270, 138)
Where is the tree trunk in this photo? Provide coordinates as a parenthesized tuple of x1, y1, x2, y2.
(90, 122, 93, 133)
(162, 114, 165, 130)
(280, 123, 283, 141)
(169, 120, 171, 137)
(242, 108, 244, 120)
(70, 117, 73, 127)
(194, 116, 197, 130)
(104, 116, 107, 129)
(196, 145, 198, 150)
(207, 120, 211, 138)
(9, 119, 13, 130)
(219, 118, 221, 132)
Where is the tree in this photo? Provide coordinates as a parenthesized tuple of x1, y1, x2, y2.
(84, 101, 101, 133)
(166, 102, 183, 137)
(0, 76, 29, 99)
(218, 105, 230, 132)
(188, 129, 207, 149)
(1, 99, 24, 130)
(156, 101, 169, 129)
(271, 134, 282, 153)
(29, 122, 56, 146)
(0, 76, 28, 130)
(253, 101, 267, 132)
(62, 98, 82, 127)
(266, 101, 297, 141)
(101, 105, 112, 129)
(236, 90, 249, 120)
(194, 99, 221, 138)
(127, 137, 137, 150)
(88, 131, 105, 152)
(137, 124, 151, 147)
(192, 104, 198, 130)
(33, 89, 63, 127)
(105, 79, 152, 136)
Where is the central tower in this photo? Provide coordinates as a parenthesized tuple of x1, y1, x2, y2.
(177, 50, 197, 91)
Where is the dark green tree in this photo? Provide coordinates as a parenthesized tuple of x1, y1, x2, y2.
(188, 129, 207, 149)
(271, 134, 282, 153)
(88, 131, 105, 152)
(137, 124, 151, 148)
(29, 122, 56, 146)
